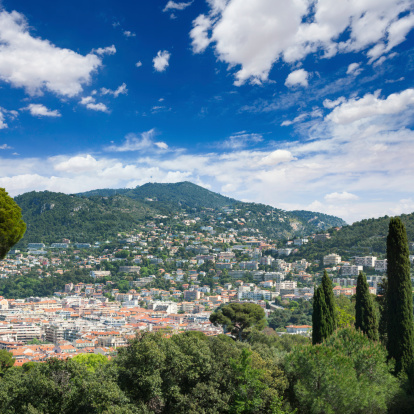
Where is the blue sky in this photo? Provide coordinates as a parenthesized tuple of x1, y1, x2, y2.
(0, 0, 414, 223)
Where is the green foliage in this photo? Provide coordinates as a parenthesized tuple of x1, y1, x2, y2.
(0, 188, 26, 259)
(386, 217, 414, 375)
(0, 350, 15, 376)
(115, 332, 288, 413)
(72, 354, 108, 372)
(210, 303, 266, 341)
(312, 287, 328, 345)
(284, 328, 400, 414)
(335, 295, 355, 328)
(268, 300, 312, 331)
(355, 272, 378, 341)
(321, 271, 336, 334)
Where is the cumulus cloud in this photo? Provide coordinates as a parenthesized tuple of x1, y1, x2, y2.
(105, 130, 169, 152)
(153, 50, 171, 72)
(324, 191, 359, 202)
(100, 83, 128, 97)
(0, 10, 102, 96)
(326, 88, 414, 124)
(163, 1, 193, 12)
(190, 0, 414, 85)
(23, 103, 61, 117)
(94, 45, 116, 56)
(0, 144, 12, 149)
(258, 150, 295, 166)
(135, 61, 143, 67)
(285, 69, 309, 88)
(79, 96, 109, 113)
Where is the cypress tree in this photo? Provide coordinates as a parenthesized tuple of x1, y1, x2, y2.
(355, 271, 378, 341)
(312, 286, 328, 345)
(386, 217, 414, 374)
(377, 277, 388, 346)
(321, 270, 336, 335)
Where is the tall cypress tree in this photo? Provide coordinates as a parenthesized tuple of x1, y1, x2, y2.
(321, 270, 336, 335)
(355, 271, 378, 341)
(386, 217, 414, 374)
(312, 286, 328, 345)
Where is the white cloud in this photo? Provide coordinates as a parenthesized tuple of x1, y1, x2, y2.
(23, 103, 61, 117)
(0, 10, 102, 97)
(106, 129, 166, 152)
(220, 132, 263, 149)
(324, 191, 359, 202)
(0, 110, 7, 129)
(326, 88, 414, 124)
(346, 62, 362, 76)
(54, 154, 101, 173)
(285, 69, 309, 88)
(258, 150, 295, 166)
(190, 0, 414, 85)
(135, 61, 143, 67)
(100, 83, 128, 97)
(79, 96, 109, 113)
(123, 31, 136, 38)
(153, 50, 171, 72)
(163, 1, 193, 12)
(323, 97, 347, 109)
(94, 45, 116, 56)
(0, 144, 12, 149)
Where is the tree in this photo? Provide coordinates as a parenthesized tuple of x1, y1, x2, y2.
(210, 303, 266, 341)
(386, 217, 414, 375)
(321, 270, 336, 335)
(355, 271, 378, 341)
(0, 188, 26, 259)
(284, 328, 399, 414)
(312, 286, 329, 345)
(0, 350, 15, 376)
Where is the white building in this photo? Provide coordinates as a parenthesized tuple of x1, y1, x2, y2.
(375, 259, 387, 272)
(341, 264, 363, 276)
(323, 254, 341, 266)
(354, 256, 377, 267)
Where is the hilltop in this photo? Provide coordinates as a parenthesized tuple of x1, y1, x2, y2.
(14, 181, 346, 245)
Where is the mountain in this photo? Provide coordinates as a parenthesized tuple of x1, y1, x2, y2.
(82, 182, 237, 211)
(292, 212, 414, 260)
(14, 191, 158, 244)
(13, 182, 346, 245)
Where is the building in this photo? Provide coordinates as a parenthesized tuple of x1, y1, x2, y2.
(323, 254, 341, 266)
(375, 259, 387, 272)
(90, 271, 111, 279)
(286, 325, 312, 335)
(341, 264, 363, 276)
(354, 256, 377, 267)
(314, 233, 331, 242)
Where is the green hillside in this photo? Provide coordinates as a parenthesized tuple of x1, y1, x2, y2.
(293, 212, 414, 260)
(14, 191, 158, 244)
(123, 181, 237, 210)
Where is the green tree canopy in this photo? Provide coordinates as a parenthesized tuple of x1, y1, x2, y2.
(355, 272, 378, 341)
(0, 188, 26, 259)
(210, 303, 266, 341)
(386, 217, 414, 375)
(321, 270, 336, 334)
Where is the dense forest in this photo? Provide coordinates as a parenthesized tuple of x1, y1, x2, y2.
(0, 327, 409, 413)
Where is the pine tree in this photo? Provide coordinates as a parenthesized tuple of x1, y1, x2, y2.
(312, 286, 329, 345)
(386, 217, 414, 374)
(321, 270, 336, 335)
(355, 271, 378, 341)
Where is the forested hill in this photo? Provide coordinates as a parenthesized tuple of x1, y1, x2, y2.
(13, 182, 346, 244)
(293, 212, 414, 260)
(84, 181, 238, 211)
(14, 191, 158, 244)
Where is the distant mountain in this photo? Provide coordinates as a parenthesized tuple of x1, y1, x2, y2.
(293, 212, 414, 260)
(13, 182, 347, 244)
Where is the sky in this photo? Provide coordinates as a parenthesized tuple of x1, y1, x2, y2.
(0, 0, 413, 224)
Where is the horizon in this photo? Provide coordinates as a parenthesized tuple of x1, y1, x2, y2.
(0, 0, 413, 224)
